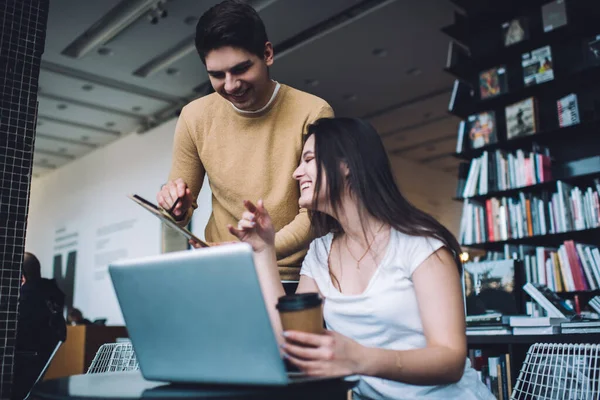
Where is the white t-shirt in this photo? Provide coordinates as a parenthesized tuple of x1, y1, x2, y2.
(300, 228, 495, 400)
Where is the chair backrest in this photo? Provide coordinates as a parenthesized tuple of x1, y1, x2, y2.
(511, 343, 600, 400)
(87, 342, 139, 374)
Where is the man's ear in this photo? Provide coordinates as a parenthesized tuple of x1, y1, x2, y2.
(264, 42, 274, 67)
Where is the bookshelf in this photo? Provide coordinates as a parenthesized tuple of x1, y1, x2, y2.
(452, 118, 600, 160)
(462, 227, 600, 251)
(443, 0, 600, 395)
(454, 171, 600, 202)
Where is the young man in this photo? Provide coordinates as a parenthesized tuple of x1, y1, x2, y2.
(156, 0, 333, 280)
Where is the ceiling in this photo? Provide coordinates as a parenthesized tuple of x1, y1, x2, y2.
(32, 0, 463, 178)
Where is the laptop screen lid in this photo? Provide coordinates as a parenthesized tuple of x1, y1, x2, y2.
(108, 243, 288, 385)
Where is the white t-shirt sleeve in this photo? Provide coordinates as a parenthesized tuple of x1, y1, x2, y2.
(403, 235, 445, 276)
(299, 240, 319, 279)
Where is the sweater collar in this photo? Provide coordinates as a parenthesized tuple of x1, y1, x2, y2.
(229, 81, 281, 116)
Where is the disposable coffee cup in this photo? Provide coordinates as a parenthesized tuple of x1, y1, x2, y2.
(276, 292, 324, 334)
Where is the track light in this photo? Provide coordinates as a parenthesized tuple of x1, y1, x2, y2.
(61, 0, 160, 59)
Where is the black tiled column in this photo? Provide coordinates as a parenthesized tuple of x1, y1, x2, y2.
(0, 1, 49, 398)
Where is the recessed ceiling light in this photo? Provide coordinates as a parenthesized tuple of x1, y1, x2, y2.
(166, 67, 180, 76)
(105, 121, 116, 128)
(184, 16, 198, 25)
(57, 104, 67, 110)
(132, 106, 142, 112)
(343, 93, 358, 102)
(304, 79, 319, 87)
(372, 48, 388, 57)
(406, 67, 422, 76)
(97, 47, 113, 56)
(82, 84, 94, 91)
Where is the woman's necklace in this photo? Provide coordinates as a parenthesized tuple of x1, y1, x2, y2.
(345, 223, 386, 269)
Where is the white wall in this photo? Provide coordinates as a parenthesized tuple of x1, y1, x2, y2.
(391, 156, 461, 236)
(25, 116, 460, 325)
(25, 118, 212, 325)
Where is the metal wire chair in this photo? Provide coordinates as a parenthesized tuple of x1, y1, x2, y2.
(86, 342, 140, 374)
(511, 343, 600, 400)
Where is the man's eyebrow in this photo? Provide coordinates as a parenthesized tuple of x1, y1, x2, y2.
(206, 60, 252, 74)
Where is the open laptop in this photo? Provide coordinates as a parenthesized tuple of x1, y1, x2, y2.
(109, 243, 344, 386)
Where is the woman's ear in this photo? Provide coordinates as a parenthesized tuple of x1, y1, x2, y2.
(340, 161, 350, 178)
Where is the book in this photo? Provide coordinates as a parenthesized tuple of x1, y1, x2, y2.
(589, 296, 600, 314)
(541, 0, 568, 33)
(456, 120, 466, 153)
(502, 17, 529, 47)
(586, 35, 600, 67)
(464, 260, 523, 317)
(466, 327, 511, 335)
(557, 93, 580, 127)
(522, 46, 554, 87)
(479, 66, 508, 100)
(505, 97, 537, 140)
(446, 41, 470, 70)
(561, 320, 600, 329)
(467, 111, 497, 149)
(512, 326, 560, 335)
(448, 79, 474, 114)
(128, 194, 210, 248)
(508, 316, 567, 327)
(522, 283, 577, 319)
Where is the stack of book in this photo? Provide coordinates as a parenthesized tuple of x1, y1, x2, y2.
(508, 315, 565, 335)
(466, 313, 512, 335)
(561, 319, 600, 333)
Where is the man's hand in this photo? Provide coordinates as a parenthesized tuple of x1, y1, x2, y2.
(156, 178, 193, 219)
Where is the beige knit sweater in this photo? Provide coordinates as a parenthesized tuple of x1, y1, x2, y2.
(168, 84, 333, 280)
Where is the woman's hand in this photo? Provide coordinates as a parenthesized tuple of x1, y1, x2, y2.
(281, 330, 366, 377)
(228, 199, 275, 253)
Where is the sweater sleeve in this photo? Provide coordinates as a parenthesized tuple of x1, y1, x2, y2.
(167, 108, 206, 226)
(273, 103, 334, 258)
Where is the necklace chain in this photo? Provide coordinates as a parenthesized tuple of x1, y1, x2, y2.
(345, 223, 386, 269)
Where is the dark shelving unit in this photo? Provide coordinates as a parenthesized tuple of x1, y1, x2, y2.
(444, 1, 600, 394)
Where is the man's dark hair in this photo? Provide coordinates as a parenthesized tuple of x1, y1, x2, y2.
(23, 252, 42, 281)
(195, 0, 269, 64)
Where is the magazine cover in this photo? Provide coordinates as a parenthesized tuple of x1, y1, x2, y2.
(586, 35, 600, 67)
(467, 111, 497, 149)
(522, 46, 554, 86)
(506, 97, 537, 140)
(557, 93, 580, 127)
(542, 0, 568, 32)
(502, 17, 529, 47)
(464, 260, 521, 316)
(479, 66, 508, 99)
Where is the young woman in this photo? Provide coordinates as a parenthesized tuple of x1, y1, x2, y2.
(228, 118, 494, 399)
